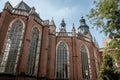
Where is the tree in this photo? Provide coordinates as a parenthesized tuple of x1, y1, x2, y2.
(99, 53, 120, 80)
(87, 0, 120, 79)
(87, 0, 120, 62)
(87, 0, 120, 37)
(108, 39, 120, 61)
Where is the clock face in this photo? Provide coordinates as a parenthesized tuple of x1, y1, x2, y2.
(84, 29, 88, 35)
(80, 27, 89, 35)
(81, 27, 84, 34)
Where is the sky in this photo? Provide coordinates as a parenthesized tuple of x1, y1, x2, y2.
(0, 0, 106, 48)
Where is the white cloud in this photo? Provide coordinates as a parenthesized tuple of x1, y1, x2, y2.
(36, 3, 81, 20)
(0, 0, 105, 48)
(35, 2, 82, 30)
(54, 6, 78, 18)
(4, 0, 82, 22)
(8, 0, 21, 6)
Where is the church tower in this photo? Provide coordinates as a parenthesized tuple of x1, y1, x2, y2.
(78, 16, 92, 41)
(59, 18, 66, 32)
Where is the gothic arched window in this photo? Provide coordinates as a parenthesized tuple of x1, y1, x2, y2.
(26, 27, 39, 75)
(0, 20, 24, 73)
(55, 42, 69, 79)
(80, 45, 91, 80)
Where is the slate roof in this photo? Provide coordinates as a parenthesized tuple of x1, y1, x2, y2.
(15, 1, 31, 11)
(4, 1, 44, 25)
(0, 13, 1, 17)
(49, 19, 55, 26)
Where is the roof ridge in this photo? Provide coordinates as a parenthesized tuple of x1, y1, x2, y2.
(14, 1, 31, 11)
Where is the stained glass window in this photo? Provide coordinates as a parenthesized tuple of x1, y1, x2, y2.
(80, 45, 91, 80)
(0, 20, 23, 73)
(26, 27, 39, 75)
(55, 42, 69, 79)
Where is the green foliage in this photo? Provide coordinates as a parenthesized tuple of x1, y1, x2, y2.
(99, 53, 120, 80)
(108, 39, 120, 61)
(87, 0, 120, 37)
(87, 0, 120, 79)
(88, 0, 120, 59)
(87, 0, 120, 62)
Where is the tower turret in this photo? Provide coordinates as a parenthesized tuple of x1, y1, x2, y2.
(78, 16, 89, 35)
(49, 18, 56, 34)
(59, 18, 66, 32)
(72, 23, 76, 36)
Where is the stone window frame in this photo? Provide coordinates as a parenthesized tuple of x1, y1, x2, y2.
(0, 18, 25, 73)
(55, 41, 69, 79)
(26, 26, 41, 76)
(80, 44, 92, 80)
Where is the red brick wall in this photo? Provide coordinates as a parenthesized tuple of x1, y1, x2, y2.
(0, 9, 43, 79)
(0, 10, 13, 55)
(48, 37, 99, 80)
(39, 25, 49, 78)
(47, 34, 56, 79)
(18, 14, 43, 74)
(0, 9, 100, 80)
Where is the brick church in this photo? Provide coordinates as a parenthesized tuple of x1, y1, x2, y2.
(0, 1, 101, 80)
